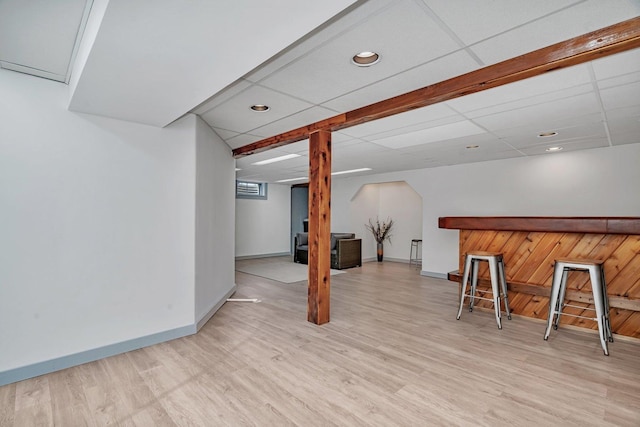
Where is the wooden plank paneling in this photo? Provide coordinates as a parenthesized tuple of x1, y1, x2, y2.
(307, 130, 332, 325)
(449, 225, 640, 338)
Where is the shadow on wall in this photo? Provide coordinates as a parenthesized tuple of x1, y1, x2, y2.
(349, 181, 422, 262)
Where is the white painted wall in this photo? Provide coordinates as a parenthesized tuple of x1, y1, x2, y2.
(0, 69, 235, 377)
(195, 117, 236, 324)
(332, 143, 640, 276)
(344, 182, 422, 261)
(235, 183, 291, 257)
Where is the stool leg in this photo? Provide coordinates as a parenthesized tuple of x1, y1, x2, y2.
(544, 262, 564, 340)
(409, 243, 413, 267)
(488, 257, 502, 329)
(457, 255, 473, 320)
(590, 266, 609, 356)
(469, 259, 479, 312)
(600, 267, 613, 343)
(498, 258, 511, 320)
(553, 268, 569, 330)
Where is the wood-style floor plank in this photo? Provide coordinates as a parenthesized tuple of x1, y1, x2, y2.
(1, 257, 639, 426)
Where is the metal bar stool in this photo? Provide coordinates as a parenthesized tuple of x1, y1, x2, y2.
(543, 258, 613, 355)
(456, 251, 511, 329)
(409, 239, 422, 267)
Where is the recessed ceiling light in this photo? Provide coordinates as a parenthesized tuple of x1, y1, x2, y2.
(546, 146, 563, 152)
(466, 145, 479, 149)
(331, 168, 372, 176)
(276, 177, 308, 183)
(250, 104, 270, 112)
(538, 131, 558, 138)
(352, 51, 380, 67)
(235, 168, 241, 171)
(252, 153, 301, 165)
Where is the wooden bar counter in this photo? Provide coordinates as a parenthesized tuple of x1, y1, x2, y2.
(439, 217, 640, 339)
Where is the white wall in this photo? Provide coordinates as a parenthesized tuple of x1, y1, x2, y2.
(0, 69, 235, 381)
(235, 183, 291, 257)
(332, 143, 640, 276)
(195, 117, 236, 324)
(345, 182, 422, 260)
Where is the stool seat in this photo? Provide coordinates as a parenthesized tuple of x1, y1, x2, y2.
(456, 251, 511, 329)
(543, 258, 613, 355)
(466, 250, 503, 257)
(553, 258, 604, 266)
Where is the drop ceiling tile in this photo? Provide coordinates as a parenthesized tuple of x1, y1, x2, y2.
(446, 65, 592, 114)
(192, 79, 252, 115)
(397, 132, 500, 154)
(322, 50, 481, 112)
(472, 92, 601, 132)
(501, 122, 607, 149)
(372, 120, 486, 149)
(469, 1, 640, 65)
(200, 85, 314, 133)
(258, 0, 460, 104)
(423, 0, 579, 45)
(597, 71, 640, 90)
(0, 0, 90, 80)
(490, 112, 604, 139)
(250, 106, 338, 138)
(609, 133, 640, 146)
(340, 103, 459, 138)
(244, 0, 397, 83)
(213, 128, 240, 140)
(518, 137, 609, 156)
(599, 81, 640, 111)
(592, 47, 640, 81)
(225, 133, 263, 149)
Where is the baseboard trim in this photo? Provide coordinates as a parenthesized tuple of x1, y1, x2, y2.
(235, 252, 291, 261)
(196, 285, 237, 331)
(0, 287, 238, 387)
(421, 270, 447, 279)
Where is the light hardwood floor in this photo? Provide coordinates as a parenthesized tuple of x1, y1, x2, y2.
(2, 258, 639, 426)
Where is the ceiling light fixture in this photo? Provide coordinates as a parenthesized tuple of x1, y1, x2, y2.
(538, 131, 558, 138)
(252, 153, 301, 165)
(351, 51, 380, 67)
(250, 104, 270, 112)
(235, 168, 241, 171)
(546, 146, 563, 152)
(276, 177, 308, 183)
(331, 168, 372, 176)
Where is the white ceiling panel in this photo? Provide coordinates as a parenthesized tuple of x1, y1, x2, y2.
(321, 49, 481, 112)
(446, 65, 592, 114)
(518, 137, 609, 156)
(423, 0, 580, 46)
(201, 85, 315, 133)
(472, 92, 601, 132)
(340, 102, 459, 138)
(501, 122, 607, 149)
(225, 134, 264, 150)
(599, 81, 640, 111)
(469, 1, 640, 65)
(592, 47, 640, 80)
(373, 120, 486, 149)
(193, 79, 253, 115)
(0, 0, 91, 82)
(250, 106, 339, 138)
(258, 0, 461, 104)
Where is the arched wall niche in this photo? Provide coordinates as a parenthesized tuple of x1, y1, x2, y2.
(347, 181, 422, 262)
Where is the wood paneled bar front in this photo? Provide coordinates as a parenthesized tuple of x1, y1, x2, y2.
(439, 217, 640, 339)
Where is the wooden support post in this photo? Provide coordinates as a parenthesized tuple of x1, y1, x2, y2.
(307, 130, 331, 325)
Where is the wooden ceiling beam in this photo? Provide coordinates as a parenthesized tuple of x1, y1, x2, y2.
(232, 16, 640, 158)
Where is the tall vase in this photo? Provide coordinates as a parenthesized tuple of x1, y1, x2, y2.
(377, 243, 384, 262)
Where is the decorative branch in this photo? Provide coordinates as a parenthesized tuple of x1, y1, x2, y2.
(365, 217, 394, 244)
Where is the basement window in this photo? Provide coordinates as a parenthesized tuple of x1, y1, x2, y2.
(236, 180, 268, 200)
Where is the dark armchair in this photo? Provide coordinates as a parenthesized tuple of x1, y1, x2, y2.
(294, 232, 362, 270)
